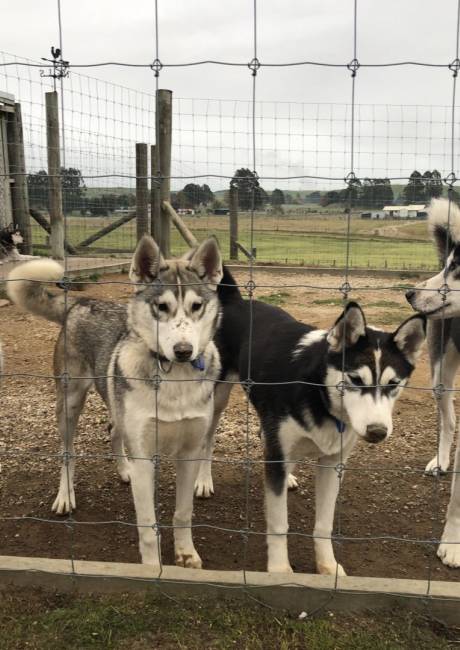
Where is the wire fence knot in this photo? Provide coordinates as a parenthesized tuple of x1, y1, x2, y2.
(444, 172, 458, 187)
(449, 58, 460, 77)
(438, 283, 450, 298)
(433, 382, 445, 399)
(335, 380, 347, 397)
(150, 59, 163, 77)
(56, 276, 72, 292)
(347, 58, 360, 77)
(340, 281, 352, 298)
(248, 58, 261, 76)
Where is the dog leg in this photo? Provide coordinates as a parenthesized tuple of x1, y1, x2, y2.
(195, 381, 232, 498)
(314, 451, 348, 577)
(174, 453, 202, 569)
(426, 356, 459, 475)
(52, 378, 91, 515)
(129, 457, 161, 568)
(438, 434, 460, 567)
(265, 475, 292, 573)
(110, 423, 130, 483)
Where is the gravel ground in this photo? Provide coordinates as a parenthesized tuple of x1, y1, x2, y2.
(0, 267, 458, 583)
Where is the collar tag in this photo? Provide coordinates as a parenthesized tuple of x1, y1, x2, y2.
(191, 354, 205, 371)
(332, 415, 346, 433)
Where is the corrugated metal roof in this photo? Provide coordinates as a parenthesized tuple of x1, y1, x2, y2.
(406, 204, 426, 210)
(383, 205, 406, 211)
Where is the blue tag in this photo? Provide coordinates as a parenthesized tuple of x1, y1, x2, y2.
(191, 354, 205, 371)
(332, 415, 346, 433)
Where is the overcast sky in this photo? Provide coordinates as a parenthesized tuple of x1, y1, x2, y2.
(2, 0, 460, 191)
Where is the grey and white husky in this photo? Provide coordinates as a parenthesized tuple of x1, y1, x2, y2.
(406, 197, 460, 568)
(7, 235, 223, 569)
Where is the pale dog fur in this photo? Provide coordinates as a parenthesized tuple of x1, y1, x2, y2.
(407, 197, 460, 568)
(7, 237, 223, 570)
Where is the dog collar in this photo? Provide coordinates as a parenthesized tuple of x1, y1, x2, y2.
(191, 354, 205, 371)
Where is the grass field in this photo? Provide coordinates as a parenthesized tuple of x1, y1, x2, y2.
(31, 213, 439, 270)
(0, 589, 455, 649)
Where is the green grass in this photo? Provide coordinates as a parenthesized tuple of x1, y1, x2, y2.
(30, 214, 439, 271)
(259, 291, 291, 305)
(0, 589, 454, 650)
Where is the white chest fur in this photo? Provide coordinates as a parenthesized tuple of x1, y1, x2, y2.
(278, 415, 357, 460)
(108, 338, 220, 423)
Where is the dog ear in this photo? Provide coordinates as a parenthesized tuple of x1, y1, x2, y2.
(188, 237, 223, 289)
(129, 235, 166, 288)
(392, 314, 426, 364)
(327, 302, 366, 352)
(432, 224, 455, 266)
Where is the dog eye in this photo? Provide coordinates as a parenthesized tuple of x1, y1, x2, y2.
(348, 375, 364, 387)
(387, 379, 400, 389)
(191, 302, 202, 312)
(157, 303, 168, 312)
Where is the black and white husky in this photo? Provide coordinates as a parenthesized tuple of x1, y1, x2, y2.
(197, 269, 426, 575)
(0, 224, 32, 264)
(7, 236, 223, 570)
(406, 197, 460, 568)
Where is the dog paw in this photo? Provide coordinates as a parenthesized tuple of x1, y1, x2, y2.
(287, 473, 299, 490)
(52, 490, 76, 515)
(425, 455, 449, 476)
(437, 542, 460, 568)
(194, 475, 214, 499)
(175, 549, 202, 569)
(317, 561, 347, 577)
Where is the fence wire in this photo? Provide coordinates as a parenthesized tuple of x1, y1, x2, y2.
(1, 0, 460, 621)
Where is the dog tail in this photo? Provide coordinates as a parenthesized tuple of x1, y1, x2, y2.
(7, 259, 71, 324)
(428, 197, 460, 262)
(218, 265, 243, 304)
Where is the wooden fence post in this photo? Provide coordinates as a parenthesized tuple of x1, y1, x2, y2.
(136, 142, 149, 241)
(45, 91, 64, 259)
(157, 89, 172, 257)
(229, 185, 238, 260)
(7, 103, 32, 253)
(150, 144, 161, 243)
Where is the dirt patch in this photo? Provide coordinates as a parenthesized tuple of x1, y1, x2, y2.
(0, 269, 458, 583)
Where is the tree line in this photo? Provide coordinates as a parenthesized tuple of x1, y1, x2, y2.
(27, 166, 451, 217)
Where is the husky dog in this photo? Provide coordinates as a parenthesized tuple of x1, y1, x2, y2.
(406, 197, 460, 568)
(0, 224, 33, 264)
(197, 269, 426, 575)
(7, 236, 223, 569)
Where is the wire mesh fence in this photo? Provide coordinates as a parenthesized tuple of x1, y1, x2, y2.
(2, 50, 460, 269)
(1, 0, 460, 619)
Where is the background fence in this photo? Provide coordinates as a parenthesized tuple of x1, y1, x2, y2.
(2, 49, 459, 270)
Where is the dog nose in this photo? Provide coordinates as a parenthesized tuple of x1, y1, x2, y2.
(405, 289, 415, 304)
(173, 342, 193, 362)
(364, 425, 388, 444)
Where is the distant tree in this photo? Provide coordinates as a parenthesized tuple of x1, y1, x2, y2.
(360, 178, 393, 208)
(306, 191, 321, 204)
(62, 167, 86, 214)
(230, 168, 267, 210)
(403, 171, 426, 203)
(27, 170, 49, 209)
(423, 169, 443, 200)
(178, 183, 214, 208)
(284, 193, 293, 204)
(271, 188, 285, 208)
(320, 190, 340, 207)
(27, 167, 86, 214)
